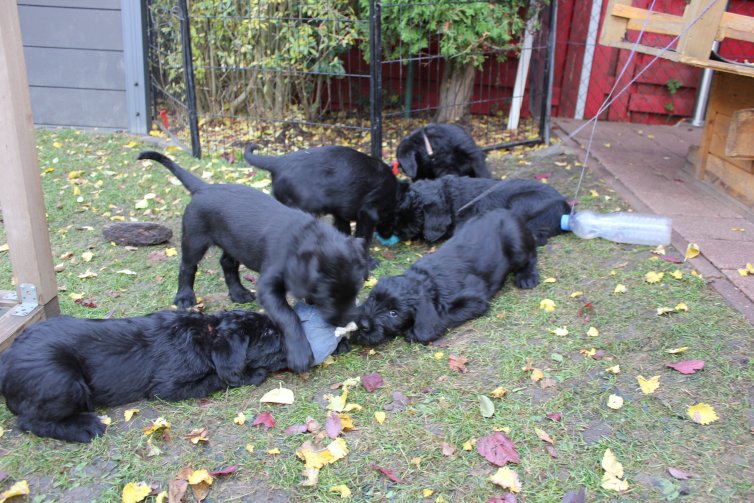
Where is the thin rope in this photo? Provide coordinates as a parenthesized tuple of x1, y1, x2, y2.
(570, 0, 659, 215)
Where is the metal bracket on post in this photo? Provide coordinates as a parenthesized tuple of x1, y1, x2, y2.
(10, 283, 38, 317)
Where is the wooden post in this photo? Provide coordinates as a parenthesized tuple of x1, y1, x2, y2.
(0, 3, 59, 349)
(677, 0, 727, 61)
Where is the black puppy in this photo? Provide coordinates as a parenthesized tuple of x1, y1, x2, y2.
(395, 123, 491, 180)
(357, 208, 539, 346)
(138, 151, 368, 373)
(243, 145, 402, 254)
(0, 310, 287, 442)
(385, 176, 571, 245)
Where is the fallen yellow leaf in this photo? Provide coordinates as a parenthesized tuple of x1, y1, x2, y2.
(539, 299, 556, 312)
(329, 485, 352, 498)
(462, 438, 476, 451)
(490, 386, 508, 398)
(364, 277, 377, 288)
(187, 469, 213, 486)
(607, 394, 624, 410)
(489, 467, 521, 493)
(645, 271, 664, 283)
(0, 480, 30, 502)
(543, 277, 557, 283)
(155, 491, 167, 503)
(260, 386, 295, 404)
(165, 247, 178, 257)
(670, 270, 683, 280)
(606, 365, 621, 374)
(531, 368, 544, 382)
(657, 307, 674, 316)
(122, 482, 150, 503)
(534, 427, 554, 444)
(601, 448, 624, 478)
(374, 411, 386, 424)
(433, 351, 445, 360)
(422, 488, 434, 497)
(143, 417, 170, 436)
(99, 415, 112, 426)
(570, 290, 584, 298)
(124, 408, 139, 421)
(684, 243, 700, 260)
(665, 347, 688, 354)
(587, 327, 600, 337)
(234, 412, 246, 425)
(652, 245, 666, 255)
(601, 472, 629, 492)
(637, 375, 660, 394)
(552, 326, 569, 336)
(245, 444, 254, 453)
(267, 448, 281, 455)
(614, 284, 627, 294)
(687, 403, 719, 425)
(675, 303, 689, 312)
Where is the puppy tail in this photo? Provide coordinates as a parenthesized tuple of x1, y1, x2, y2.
(243, 144, 281, 175)
(137, 151, 207, 194)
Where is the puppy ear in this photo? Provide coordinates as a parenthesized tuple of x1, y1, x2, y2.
(211, 330, 250, 386)
(407, 296, 444, 344)
(397, 150, 418, 178)
(422, 199, 453, 242)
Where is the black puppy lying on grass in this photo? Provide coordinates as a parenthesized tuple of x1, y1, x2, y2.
(395, 123, 491, 180)
(384, 175, 571, 245)
(243, 144, 403, 256)
(357, 208, 539, 346)
(0, 310, 287, 443)
(139, 151, 368, 373)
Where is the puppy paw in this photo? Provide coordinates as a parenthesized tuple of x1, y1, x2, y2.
(286, 347, 315, 374)
(174, 290, 197, 309)
(229, 288, 256, 304)
(514, 270, 540, 289)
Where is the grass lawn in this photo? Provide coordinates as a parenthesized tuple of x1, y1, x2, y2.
(0, 128, 752, 502)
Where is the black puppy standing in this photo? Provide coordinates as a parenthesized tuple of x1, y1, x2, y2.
(357, 208, 539, 346)
(0, 310, 286, 442)
(243, 145, 402, 255)
(386, 175, 571, 245)
(396, 123, 491, 180)
(139, 151, 369, 373)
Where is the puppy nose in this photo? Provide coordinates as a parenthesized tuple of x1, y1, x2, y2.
(357, 317, 372, 332)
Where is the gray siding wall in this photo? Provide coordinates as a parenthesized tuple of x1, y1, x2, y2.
(18, 0, 128, 131)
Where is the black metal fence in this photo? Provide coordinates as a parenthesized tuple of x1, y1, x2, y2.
(144, 0, 555, 160)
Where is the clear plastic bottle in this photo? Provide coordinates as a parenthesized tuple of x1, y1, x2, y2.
(560, 210, 672, 246)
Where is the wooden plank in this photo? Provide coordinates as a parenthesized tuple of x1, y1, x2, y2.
(29, 87, 128, 129)
(25, 46, 125, 90)
(726, 108, 754, 159)
(607, 39, 754, 77)
(677, 0, 727, 61)
(0, 4, 59, 316)
(718, 12, 754, 44)
(600, 0, 633, 46)
(18, 4, 123, 51)
(704, 154, 754, 204)
(18, 0, 120, 9)
(707, 112, 753, 171)
(0, 306, 48, 353)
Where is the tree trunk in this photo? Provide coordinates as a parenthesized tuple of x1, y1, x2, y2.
(435, 58, 476, 122)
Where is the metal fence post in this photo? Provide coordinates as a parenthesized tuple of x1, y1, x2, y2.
(177, 0, 201, 158)
(539, 0, 557, 145)
(369, 0, 383, 160)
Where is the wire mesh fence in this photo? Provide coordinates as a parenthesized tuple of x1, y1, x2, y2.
(144, 0, 555, 159)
